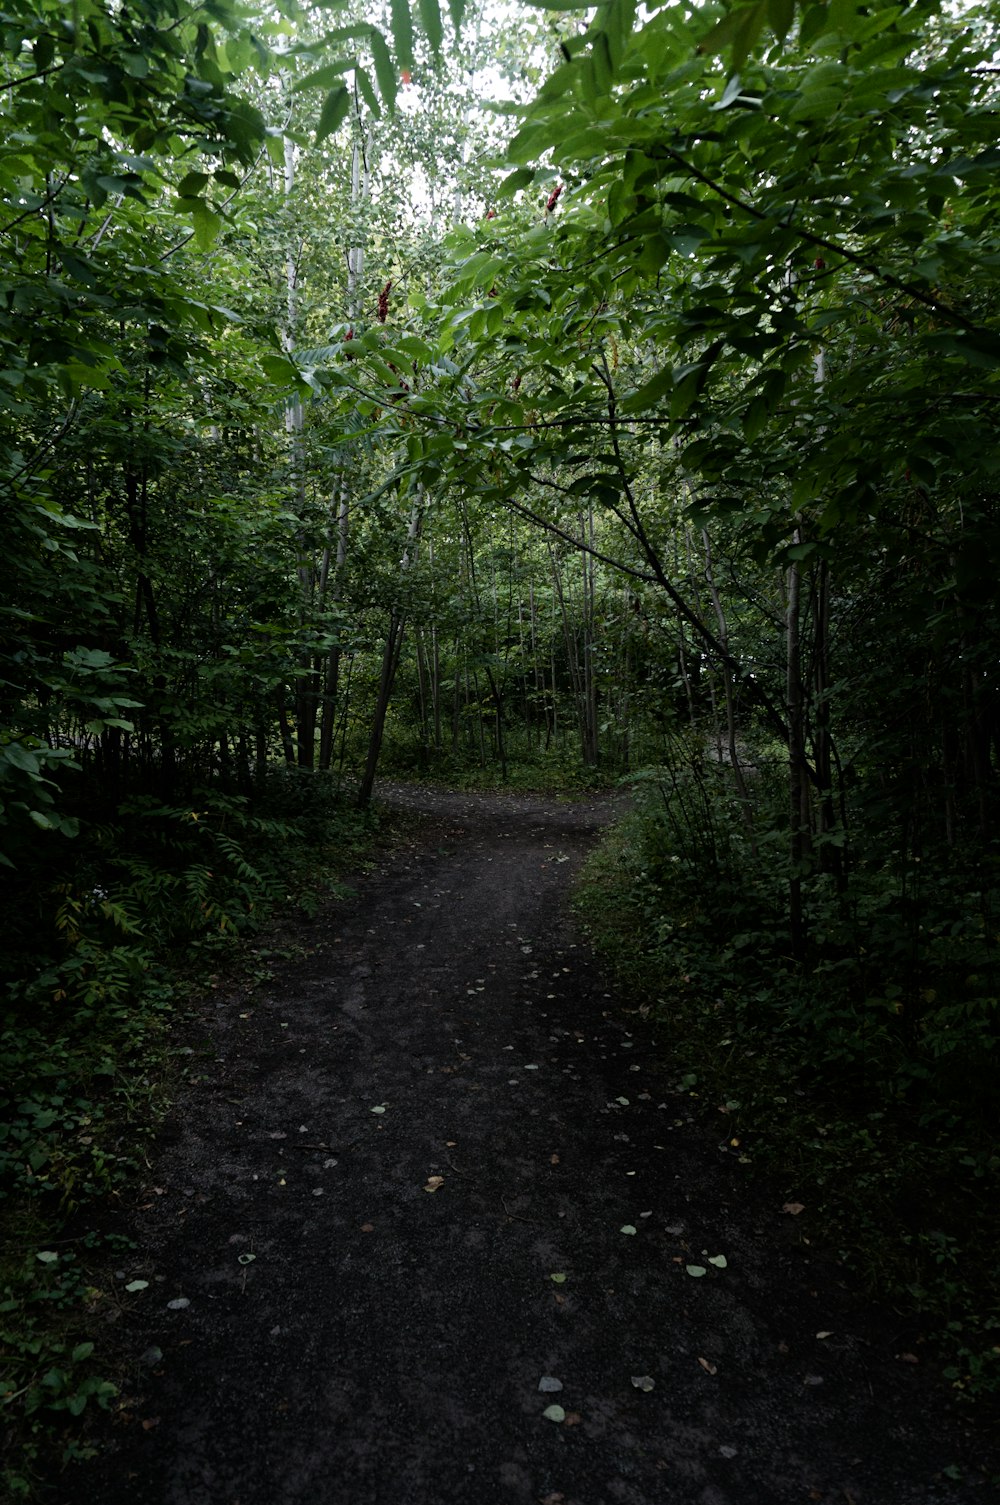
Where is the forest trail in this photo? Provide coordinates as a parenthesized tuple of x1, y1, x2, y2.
(62, 786, 990, 1505)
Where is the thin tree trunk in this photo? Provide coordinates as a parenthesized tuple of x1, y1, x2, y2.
(702, 527, 755, 846)
(786, 532, 809, 958)
(356, 488, 424, 807)
(319, 483, 350, 770)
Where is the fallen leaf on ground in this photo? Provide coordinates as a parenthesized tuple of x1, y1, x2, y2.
(538, 1376, 563, 1392)
(360, 1223, 375, 1233)
(686, 1265, 707, 1277)
(540, 1493, 565, 1503)
(816, 1331, 834, 1340)
(897, 1352, 919, 1364)
(550, 1153, 560, 1165)
(166, 1298, 190, 1310)
(550, 1272, 567, 1284)
(125, 1280, 148, 1293)
(698, 1357, 717, 1375)
(370, 1105, 387, 1115)
(803, 1373, 824, 1386)
(708, 1254, 728, 1268)
(424, 1175, 445, 1193)
(782, 1202, 805, 1215)
(620, 1224, 637, 1235)
(542, 1404, 566, 1423)
(630, 1375, 655, 1391)
(563, 1411, 582, 1426)
(141, 1418, 160, 1431)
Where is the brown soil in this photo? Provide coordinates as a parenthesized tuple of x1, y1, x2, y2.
(59, 784, 995, 1504)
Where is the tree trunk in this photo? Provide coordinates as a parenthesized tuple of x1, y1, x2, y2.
(786, 533, 810, 958)
(702, 527, 755, 846)
(356, 488, 425, 808)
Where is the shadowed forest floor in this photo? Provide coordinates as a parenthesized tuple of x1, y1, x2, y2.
(58, 785, 996, 1504)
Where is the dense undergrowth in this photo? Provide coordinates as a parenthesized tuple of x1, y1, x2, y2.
(0, 770, 377, 1499)
(576, 752, 1000, 1413)
(369, 717, 619, 795)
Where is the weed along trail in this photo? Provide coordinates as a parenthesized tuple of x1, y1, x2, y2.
(67, 787, 989, 1505)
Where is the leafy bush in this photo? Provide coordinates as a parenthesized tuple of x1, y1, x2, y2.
(0, 775, 368, 1492)
(578, 754, 1000, 1406)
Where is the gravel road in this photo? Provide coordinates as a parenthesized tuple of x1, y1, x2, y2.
(59, 784, 994, 1505)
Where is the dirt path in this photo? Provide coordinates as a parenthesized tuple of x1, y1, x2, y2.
(64, 786, 992, 1505)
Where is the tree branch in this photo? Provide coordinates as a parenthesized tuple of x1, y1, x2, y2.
(657, 141, 986, 337)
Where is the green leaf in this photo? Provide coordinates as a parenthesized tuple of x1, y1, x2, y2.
(623, 365, 673, 414)
(177, 195, 222, 249)
(176, 171, 210, 196)
(390, 0, 414, 71)
(699, 0, 767, 68)
(767, 0, 794, 43)
(923, 330, 1000, 370)
(712, 73, 744, 112)
(418, 0, 444, 55)
(827, 0, 859, 37)
(603, 0, 638, 71)
(354, 65, 380, 118)
(498, 167, 535, 199)
(686, 1264, 707, 1277)
(294, 62, 352, 93)
(2, 743, 41, 776)
(549, 1272, 567, 1283)
(370, 29, 397, 113)
(316, 84, 351, 145)
(260, 353, 301, 387)
(742, 393, 770, 441)
(585, 31, 614, 100)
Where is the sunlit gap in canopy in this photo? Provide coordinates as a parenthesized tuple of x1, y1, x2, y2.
(386, 0, 556, 226)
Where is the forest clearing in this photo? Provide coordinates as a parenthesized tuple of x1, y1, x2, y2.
(2, 0, 1000, 1498)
